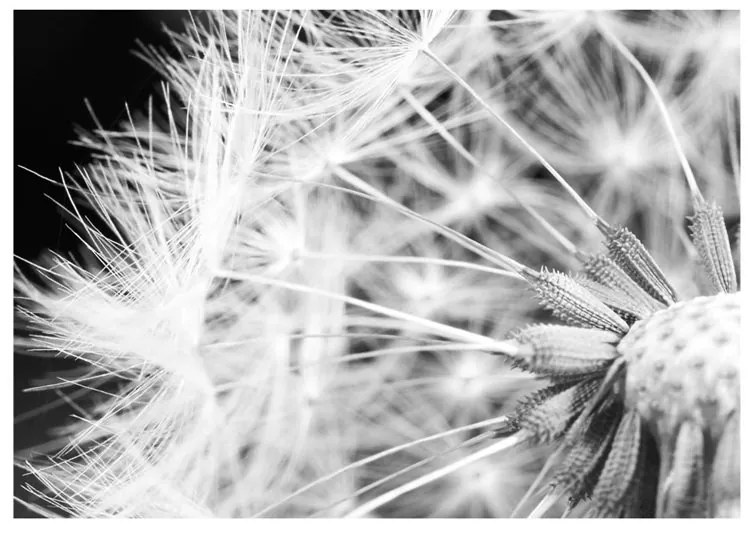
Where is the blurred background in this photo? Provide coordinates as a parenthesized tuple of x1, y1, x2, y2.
(13, 10, 190, 516)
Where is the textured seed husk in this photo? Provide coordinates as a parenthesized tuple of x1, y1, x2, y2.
(576, 278, 643, 325)
(581, 254, 663, 320)
(550, 401, 620, 495)
(570, 448, 609, 511)
(496, 380, 581, 437)
(553, 373, 623, 479)
(531, 269, 629, 334)
(514, 324, 618, 377)
(617, 442, 655, 517)
(598, 223, 677, 306)
(661, 420, 707, 517)
(689, 200, 738, 294)
(711, 412, 739, 517)
(587, 409, 642, 517)
(520, 377, 602, 443)
(620, 423, 660, 518)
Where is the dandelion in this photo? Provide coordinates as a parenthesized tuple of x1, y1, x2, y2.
(354, 13, 738, 518)
(15, 9, 739, 518)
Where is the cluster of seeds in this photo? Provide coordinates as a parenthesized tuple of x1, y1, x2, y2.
(14, 10, 739, 518)
(494, 197, 739, 517)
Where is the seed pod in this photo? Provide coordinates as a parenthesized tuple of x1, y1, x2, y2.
(550, 401, 620, 494)
(598, 223, 677, 306)
(711, 413, 739, 517)
(575, 278, 642, 325)
(560, 359, 625, 448)
(618, 459, 649, 517)
(506, 380, 578, 426)
(494, 380, 580, 437)
(569, 449, 608, 510)
(689, 200, 738, 294)
(619, 425, 660, 518)
(580, 254, 663, 320)
(520, 377, 601, 443)
(530, 268, 629, 334)
(514, 324, 618, 377)
(661, 420, 707, 517)
(587, 409, 642, 517)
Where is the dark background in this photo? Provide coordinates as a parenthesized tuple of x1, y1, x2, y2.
(14, 10, 191, 517)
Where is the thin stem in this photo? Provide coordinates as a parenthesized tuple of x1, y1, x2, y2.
(253, 415, 511, 517)
(215, 268, 519, 354)
(399, 86, 579, 257)
(299, 250, 522, 279)
(528, 489, 565, 518)
(323, 341, 522, 366)
(333, 165, 533, 277)
(596, 20, 703, 203)
(510, 439, 568, 517)
(344, 432, 527, 517)
(725, 98, 740, 193)
(421, 46, 603, 225)
(313, 433, 491, 517)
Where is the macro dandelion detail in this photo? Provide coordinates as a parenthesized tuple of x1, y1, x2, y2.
(14, 10, 740, 518)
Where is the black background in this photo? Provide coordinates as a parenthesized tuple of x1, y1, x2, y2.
(14, 10, 190, 517)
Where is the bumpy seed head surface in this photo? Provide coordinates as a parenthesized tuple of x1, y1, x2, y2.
(618, 292, 740, 438)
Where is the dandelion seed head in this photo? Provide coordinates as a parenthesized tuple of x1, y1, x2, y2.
(495, 10, 594, 56)
(392, 265, 446, 318)
(673, 11, 739, 96)
(589, 120, 655, 183)
(442, 352, 497, 405)
(443, 456, 523, 516)
(460, 173, 502, 212)
(16, 8, 739, 519)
